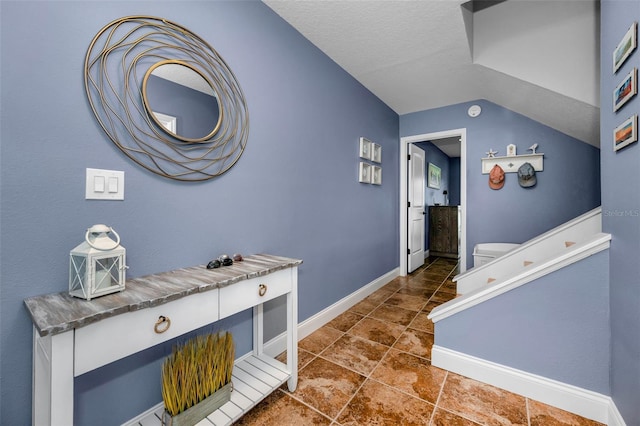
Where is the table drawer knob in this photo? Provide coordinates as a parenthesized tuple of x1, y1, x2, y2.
(258, 284, 267, 297)
(154, 315, 171, 334)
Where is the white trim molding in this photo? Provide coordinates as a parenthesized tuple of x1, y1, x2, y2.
(431, 346, 626, 426)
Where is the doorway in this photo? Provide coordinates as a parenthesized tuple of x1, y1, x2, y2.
(400, 128, 467, 276)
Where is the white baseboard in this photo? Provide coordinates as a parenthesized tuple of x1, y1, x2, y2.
(264, 267, 400, 357)
(431, 345, 626, 426)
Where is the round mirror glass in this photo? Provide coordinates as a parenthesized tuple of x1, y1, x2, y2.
(143, 60, 222, 142)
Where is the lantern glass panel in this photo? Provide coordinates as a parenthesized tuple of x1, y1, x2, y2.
(70, 254, 87, 295)
(95, 257, 121, 290)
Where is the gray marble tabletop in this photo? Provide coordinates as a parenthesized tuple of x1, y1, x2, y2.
(24, 254, 302, 337)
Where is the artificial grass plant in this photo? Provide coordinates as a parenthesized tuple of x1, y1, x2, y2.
(161, 331, 235, 416)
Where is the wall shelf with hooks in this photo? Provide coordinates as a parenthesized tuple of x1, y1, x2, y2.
(481, 153, 544, 174)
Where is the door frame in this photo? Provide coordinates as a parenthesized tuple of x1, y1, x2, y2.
(399, 128, 467, 276)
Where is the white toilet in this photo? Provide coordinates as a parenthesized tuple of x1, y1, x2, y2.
(472, 243, 520, 267)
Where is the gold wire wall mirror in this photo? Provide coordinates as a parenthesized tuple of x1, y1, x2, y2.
(84, 16, 249, 181)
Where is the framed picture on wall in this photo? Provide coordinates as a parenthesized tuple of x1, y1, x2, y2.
(359, 137, 372, 160)
(371, 143, 382, 163)
(428, 163, 441, 189)
(613, 22, 637, 73)
(358, 162, 372, 183)
(614, 68, 637, 111)
(371, 166, 382, 185)
(614, 115, 637, 152)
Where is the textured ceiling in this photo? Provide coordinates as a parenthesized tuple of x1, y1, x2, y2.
(263, 0, 600, 150)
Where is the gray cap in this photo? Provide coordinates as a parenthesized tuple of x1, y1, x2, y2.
(518, 162, 536, 188)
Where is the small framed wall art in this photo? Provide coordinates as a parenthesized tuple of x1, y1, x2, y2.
(614, 115, 638, 152)
(371, 166, 382, 185)
(613, 22, 637, 73)
(371, 143, 382, 163)
(359, 137, 372, 160)
(358, 162, 372, 183)
(427, 163, 441, 189)
(614, 68, 637, 111)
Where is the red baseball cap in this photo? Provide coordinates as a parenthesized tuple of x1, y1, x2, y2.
(489, 164, 505, 190)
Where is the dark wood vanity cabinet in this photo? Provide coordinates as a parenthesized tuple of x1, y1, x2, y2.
(429, 206, 460, 258)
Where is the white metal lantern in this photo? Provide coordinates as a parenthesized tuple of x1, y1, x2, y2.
(69, 224, 126, 300)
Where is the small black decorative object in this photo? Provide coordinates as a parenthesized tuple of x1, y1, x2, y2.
(218, 254, 233, 266)
(206, 259, 221, 269)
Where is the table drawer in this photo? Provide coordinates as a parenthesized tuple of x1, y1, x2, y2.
(219, 269, 291, 319)
(74, 289, 219, 376)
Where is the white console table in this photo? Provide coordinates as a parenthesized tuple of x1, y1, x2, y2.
(24, 254, 301, 426)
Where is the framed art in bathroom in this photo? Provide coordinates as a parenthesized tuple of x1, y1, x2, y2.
(428, 163, 441, 189)
(614, 68, 637, 111)
(614, 115, 637, 152)
(613, 22, 636, 73)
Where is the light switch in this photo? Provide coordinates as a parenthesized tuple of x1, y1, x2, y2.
(94, 176, 105, 193)
(86, 168, 124, 200)
(108, 177, 119, 193)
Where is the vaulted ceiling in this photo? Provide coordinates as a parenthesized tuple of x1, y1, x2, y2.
(263, 0, 600, 149)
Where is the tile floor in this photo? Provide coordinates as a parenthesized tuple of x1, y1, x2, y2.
(235, 257, 604, 426)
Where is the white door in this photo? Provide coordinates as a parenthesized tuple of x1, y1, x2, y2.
(408, 144, 425, 272)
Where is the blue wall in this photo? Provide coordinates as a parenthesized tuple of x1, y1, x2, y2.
(0, 2, 398, 424)
(601, 1, 640, 423)
(436, 250, 611, 394)
(401, 100, 601, 268)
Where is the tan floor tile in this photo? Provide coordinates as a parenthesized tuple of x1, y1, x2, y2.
(235, 389, 331, 425)
(347, 317, 405, 346)
(430, 291, 456, 304)
(420, 272, 449, 282)
(408, 310, 434, 333)
(369, 303, 417, 326)
(348, 298, 379, 315)
(422, 301, 441, 314)
(431, 408, 483, 425)
(438, 373, 528, 425)
(337, 379, 434, 425)
(299, 326, 343, 354)
(393, 329, 434, 358)
(384, 293, 428, 311)
(528, 399, 605, 426)
(364, 289, 395, 305)
(370, 348, 446, 403)
(396, 283, 437, 298)
(321, 334, 389, 375)
(292, 357, 365, 419)
(325, 311, 364, 333)
(276, 348, 317, 371)
(439, 279, 458, 294)
(381, 277, 408, 291)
